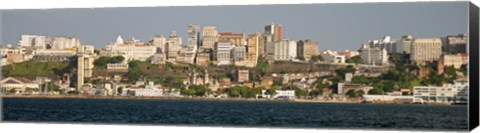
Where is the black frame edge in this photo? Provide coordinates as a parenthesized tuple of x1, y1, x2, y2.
(469, 1, 479, 131)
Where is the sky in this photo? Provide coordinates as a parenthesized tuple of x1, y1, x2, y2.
(0, 1, 469, 51)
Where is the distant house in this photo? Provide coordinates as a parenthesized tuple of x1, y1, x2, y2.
(0, 77, 40, 94)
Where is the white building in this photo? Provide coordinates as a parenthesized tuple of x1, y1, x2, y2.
(261, 90, 295, 99)
(77, 45, 96, 90)
(122, 82, 168, 97)
(152, 35, 167, 53)
(273, 39, 297, 61)
(322, 54, 346, 64)
(0, 77, 40, 94)
(52, 36, 81, 50)
(187, 24, 200, 47)
(360, 44, 389, 65)
(105, 41, 156, 61)
(176, 45, 197, 64)
(412, 80, 469, 104)
(410, 38, 442, 63)
(216, 41, 233, 66)
(202, 26, 218, 49)
(18, 35, 49, 49)
(34, 49, 76, 57)
(233, 46, 246, 66)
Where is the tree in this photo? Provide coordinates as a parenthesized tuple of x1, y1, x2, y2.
(346, 89, 356, 97)
(346, 55, 363, 64)
(310, 55, 324, 62)
(110, 56, 125, 63)
(388, 53, 401, 65)
(227, 87, 241, 97)
(117, 87, 124, 95)
(265, 88, 277, 96)
(460, 64, 467, 76)
(296, 56, 306, 61)
(181, 88, 196, 96)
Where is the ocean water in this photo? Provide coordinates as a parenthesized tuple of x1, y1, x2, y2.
(1, 98, 468, 130)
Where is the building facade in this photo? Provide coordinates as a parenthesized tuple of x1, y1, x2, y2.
(202, 26, 218, 49)
(446, 33, 467, 54)
(273, 39, 297, 61)
(246, 33, 260, 67)
(360, 44, 389, 65)
(52, 36, 81, 50)
(410, 38, 442, 63)
(297, 39, 319, 61)
(77, 45, 96, 90)
(216, 41, 233, 66)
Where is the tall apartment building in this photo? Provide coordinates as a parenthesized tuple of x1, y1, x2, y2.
(202, 26, 218, 49)
(218, 32, 246, 46)
(52, 36, 81, 50)
(187, 24, 200, 47)
(410, 38, 442, 63)
(246, 33, 260, 67)
(446, 34, 467, 54)
(152, 35, 166, 53)
(264, 23, 282, 42)
(233, 46, 246, 66)
(257, 34, 265, 58)
(18, 35, 49, 49)
(396, 35, 414, 54)
(297, 39, 319, 61)
(360, 44, 389, 65)
(166, 31, 182, 61)
(216, 41, 233, 66)
(273, 39, 297, 61)
(77, 45, 96, 90)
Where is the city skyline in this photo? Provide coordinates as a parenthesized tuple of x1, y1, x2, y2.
(1, 2, 468, 51)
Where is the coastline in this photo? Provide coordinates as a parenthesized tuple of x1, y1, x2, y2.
(0, 95, 362, 104)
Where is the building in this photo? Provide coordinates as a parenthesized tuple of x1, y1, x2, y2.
(446, 34, 467, 54)
(186, 70, 211, 86)
(273, 39, 297, 61)
(297, 39, 319, 61)
(396, 35, 414, 54)
(33, 49, 76, 62)
(413, 86, 454, 103)
(360, 44, 388, 65)
(337, 82, 373, 95)
(218, 32, 246, 46)
(202, 26, 218, 49)
(122, 81, 169, 97)
(264, 23, 282, 42)
(233, 46, 246, 66)
(339, 49, 359, 58)
(166, 31, 183, 61)
(258, 34, 266, 58)
(195, 49, 211, 66)
(246, 33, 260, 67)
(52, 36, 81, 50)
(152, 35, 167, 53)
(187, 24, 201, 47)
(150, 53, 166, 65)
(437, 54, 464, 74)
(260, 90, 295, 99)
(0, 77, 40, 94)
(77, 45, 96, 90)
(107, 63, 129, 72)
(103, 36, 156, 61)
(410, 38, 442, 63)
(379, 36, 398, 54)
(176, 45, 197, 64)
(322, 53, 346, 64)
(216, 41, 233, 66)
(237, 70, 249, 83)
(18, 35, 49, 49)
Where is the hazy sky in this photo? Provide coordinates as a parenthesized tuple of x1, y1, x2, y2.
(0, 2, 469, 51)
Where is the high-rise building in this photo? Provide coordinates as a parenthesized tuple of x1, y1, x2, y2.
(233, 46, 246, 66)
(52, 36, 81, 50)
(446, 34, 467, 54)
(202, 26, 218, 49)
(77, 45, 96, 90)
(360, 44, 389, 65)
(246, 33, 260, 67)
(257, 34, 266, 58)
(396, 35, 413, 54)
(187, 24, 200, 47)
(297, 39, 319, 61)
(264, 23, 283, 42)
(166, 31, 182, 61)
(18, 35, 49, 49)
(273, 39, 297, 61)
(152, 35, 166, 53)
(410, 38, 442, 63)
(216, 41, 233, 66)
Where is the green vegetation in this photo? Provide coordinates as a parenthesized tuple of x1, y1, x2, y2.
(346, 89, 364, 97)
(94, 56, 125, 67)
(296, 56, 306, 61)
(1, 60, 72, 79)
(346, 55, 363, 64)
(310, 55, 324, 62)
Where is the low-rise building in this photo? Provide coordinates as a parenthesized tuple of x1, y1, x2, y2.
(1, 77, 40, 94)
(237, 69, 249, 83)
(337, 82, 373, 95)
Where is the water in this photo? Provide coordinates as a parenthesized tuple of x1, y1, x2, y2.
(2, 98, 468, 130)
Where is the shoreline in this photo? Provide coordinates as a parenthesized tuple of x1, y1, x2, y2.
(1, 95, 455, 105)
(1, 95, 362, 104)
